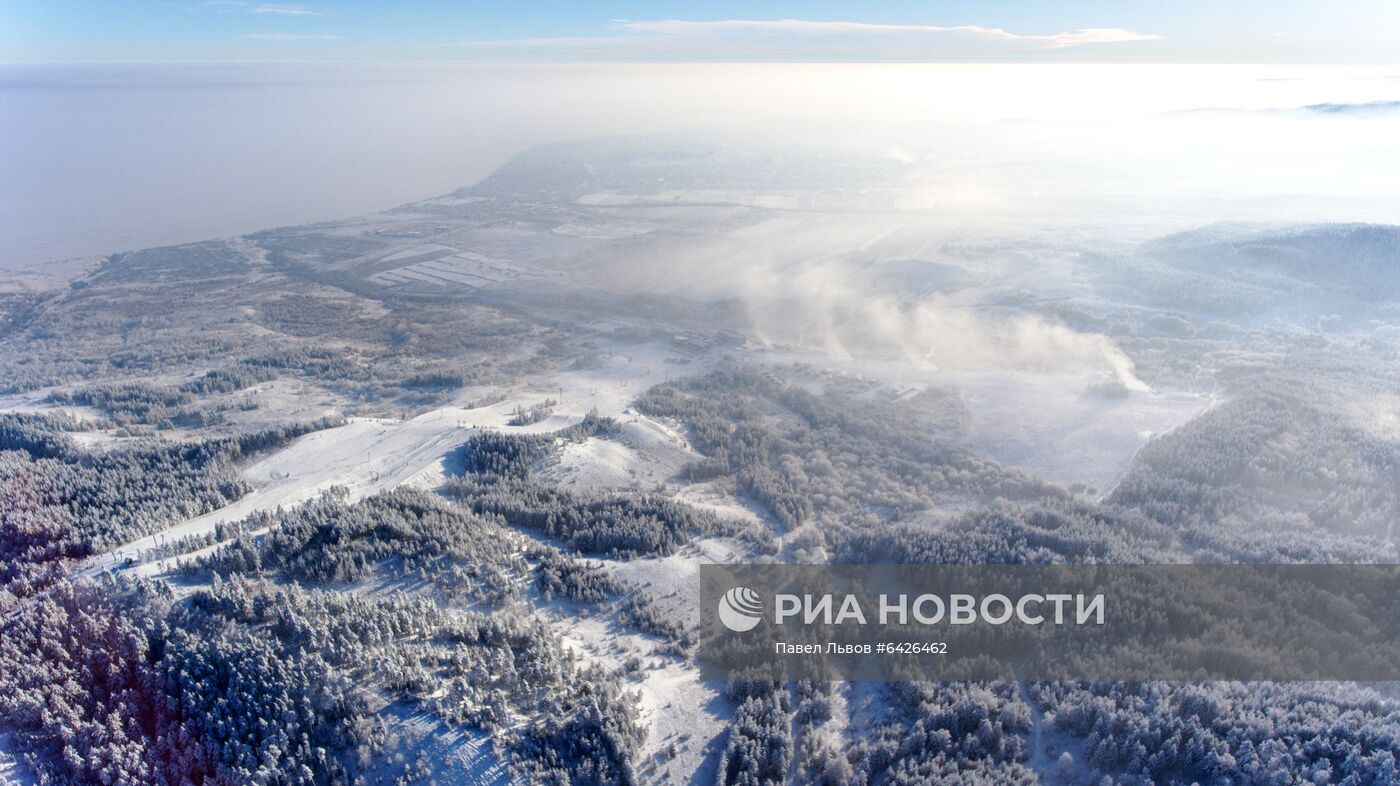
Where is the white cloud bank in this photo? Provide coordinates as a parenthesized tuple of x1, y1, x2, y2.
(614, 19, 1160, 49)
(438, 18, 1161, 60)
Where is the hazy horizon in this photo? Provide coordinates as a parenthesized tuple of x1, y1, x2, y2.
(5, 60, 1400, 272)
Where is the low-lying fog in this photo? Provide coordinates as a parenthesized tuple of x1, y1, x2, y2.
(3, 62, 1400, 270)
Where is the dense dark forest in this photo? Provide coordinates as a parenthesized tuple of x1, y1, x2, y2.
(0, 576, 645, 786)
(1109, 395, 1400, 543)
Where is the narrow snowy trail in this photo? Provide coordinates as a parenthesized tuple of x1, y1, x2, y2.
(1017, 680, 1051, 776)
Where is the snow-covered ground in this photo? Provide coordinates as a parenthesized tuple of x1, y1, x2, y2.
(379, 704, 516, 786)
(538, 414, 697, 492)
(368, 250, 545, 291)
(630, 662, 728, 786)
(86, 413, 477, 575)
(78, 340, 700, 576)
(547, 597, 730, 786)
(0, 731, 37, 786)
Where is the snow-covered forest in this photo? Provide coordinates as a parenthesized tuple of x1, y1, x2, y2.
(3, 130, 1400, 786)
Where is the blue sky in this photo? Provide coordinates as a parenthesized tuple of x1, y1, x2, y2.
(2, 1, 1398, 62)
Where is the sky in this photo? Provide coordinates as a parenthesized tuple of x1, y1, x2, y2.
(2, 1, 1399, 63)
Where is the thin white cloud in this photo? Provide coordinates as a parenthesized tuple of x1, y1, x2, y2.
(250, 4, 322, 16)
(613, 19, 1160, 49)
(207, 1, 323, 16)
(435, 17, 1162, 60)
(242, 32, 339, 41)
